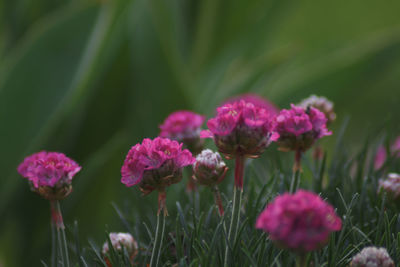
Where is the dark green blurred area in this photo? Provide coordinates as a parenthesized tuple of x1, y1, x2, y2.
(1, 0, 400, 266)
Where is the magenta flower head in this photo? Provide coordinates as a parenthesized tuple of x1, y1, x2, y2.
(201, 100, 278, 159)
(192, 149, 228, 187)
(256, 190, 342, 253)
(378, 173, 400, 202)
(102, 232, 138, 267)
(350, 246, 394, 267)
(223, 93, 280, 116)
(275, 104, 331, 153)
(17, 151, 81, 200)
(298, 95, 336, 125)
(159, 110, 205, 155)
(121, 137, 195, 213)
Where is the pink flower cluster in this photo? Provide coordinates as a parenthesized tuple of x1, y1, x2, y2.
(223, 93, 279, 116)
(121, 137, 195, 194)
(201, 100, 278, 158)
(256, 190, 341, 252)
(159, 111, 205, 141)
(275, 104, 331, 152)
(17, 151, 81, 188)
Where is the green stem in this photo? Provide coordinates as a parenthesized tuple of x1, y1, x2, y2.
(224, 155, 246, 266)
(296, 253, 307, 267)
(150, 190, 167, 267)
(50, 200, 69, 267)
(212, 185, 224, 216)
(289, 169, 301, 193)
(51, 221, 56, 267)
(224, 185, 244, 266)
(290, 151, 302, 193)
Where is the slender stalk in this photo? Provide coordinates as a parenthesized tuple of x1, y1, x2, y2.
(50, 200, 69, 267)
(224, 155, 245, 267)
(150, 190, 167, 267)
(51, 221, 56, 267)
(290, 151, 302, 193)
(296, 253, 307, 267)
(212, 185, 224, 216)
(234, 155, 245, 188)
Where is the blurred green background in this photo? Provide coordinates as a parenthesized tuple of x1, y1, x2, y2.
(1, 0, 400, 266)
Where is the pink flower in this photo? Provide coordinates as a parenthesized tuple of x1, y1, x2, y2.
(274, 104, 331, 152)
(159, 111, 205, 155)
(223, 93, 280, 116)
(256, 190, 342, 252)
(17, 151, 81, 188)
(201, 100, 278, 158)
(17, 151, 81, 200)
(374, 146, 387, 170)
(373, 136, 400, 170)
(121, 137, 195, 194)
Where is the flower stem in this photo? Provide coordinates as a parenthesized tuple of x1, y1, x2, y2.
(290, 151, 302, 193)
(150, 190, 167, 267)
(212, 185, 224, 216)
(50, 200, 69, 267)
(51, 221, 56, 267)
(224, 155, 245, 267)
(296, 253, 307, 267)
(234, 155, 245, 188)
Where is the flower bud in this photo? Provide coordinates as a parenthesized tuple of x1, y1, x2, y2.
(378, 173, 400, 202)
(192, 149, 228, 187)
(350, 246, 394, 267)
(102, 232, 138, 266)
(298, 95, 336, 125)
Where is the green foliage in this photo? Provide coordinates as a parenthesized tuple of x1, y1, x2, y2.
(1, 0, 400, 266)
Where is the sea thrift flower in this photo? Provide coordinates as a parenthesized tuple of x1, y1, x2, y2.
(121, 137, 195, 212)
(201, 100, 278, 159)
(17, 151, 81, 200)
(378, 173, 400, 201)
(159, 111, 205, 155)
(275, 104, 331, 153)
(350, 246, 394, 267)
(192, 149, 228, 187)
(102, 233, 138, 267)
(256, 190, 341, 253)
(223, 93, 279, 116)
(298, 95, 336, 124)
